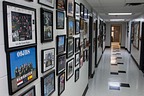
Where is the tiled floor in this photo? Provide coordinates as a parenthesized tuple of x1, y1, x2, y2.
(86, 44, 144, 96)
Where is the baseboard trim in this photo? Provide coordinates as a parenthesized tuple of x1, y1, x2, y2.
(90, 71, 95, 78)
(105, 46, 110, 48)
(131, 54, 140, 69)
(82, 84, 89, 96)
(96, 54, 103, 67)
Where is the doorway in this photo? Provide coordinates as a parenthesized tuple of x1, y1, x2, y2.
(111, 25, 121, 47)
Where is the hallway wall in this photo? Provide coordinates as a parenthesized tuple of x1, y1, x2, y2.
(126, 17, 144, 65)
(105, 22, 126, 47)
(0, 0, 92, 96)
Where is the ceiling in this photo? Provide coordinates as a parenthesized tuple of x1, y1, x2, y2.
(86, 0, 144, 22)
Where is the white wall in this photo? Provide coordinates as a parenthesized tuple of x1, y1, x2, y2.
(105, 22, 126, 47)
(0, 0, 92, 96)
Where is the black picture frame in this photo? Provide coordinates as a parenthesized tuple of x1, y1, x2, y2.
(75, 20, 80, 34)
(56, 10, 65, 29)
(3, 1, 37, 51)
(75, 37, 80, 52)
(6, 45, 38, 95)
(75, 52, 80, 66)
(41, 70, 55, 96)
(58, 72, 65, 95)
(41, 48, 55, 73)
(66, 0, 74, 17)
(57, 54, 66, 75)
(66, 58, 74, 81)
(19, 86, 35, 96)
(56, 0, 66, 10)
(56, 35, 66, 55)
(66, 37, 74, 58)
(75, 68, 79, 82)
(67, 17, 75, 37)
(74, 2, 80, 20)
(80, 3, 84, 18)
(41, 8, 53, 43)
(38, 0, 54, 8)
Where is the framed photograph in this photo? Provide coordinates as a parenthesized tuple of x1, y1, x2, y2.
(75, 20, 80, 34)
(133, 22, 140, 50)
(66, 37, 74, 58)
(67, 17, 75, 37)
(41, 70, 55, 96)
(84, 7, 88, 19)
(80, 18, 84, 30)
(38, 0, 54, 8)
(41, 8, 53, 43)
(56, 0, 66, 10)
(75, 68, 79, 82)
(3, 1, 37, 50)
(56, 10, 65, 29)
(58, 72, 65, 95)
(19, 86, 35, 96)
(57, 54, 66, 75)
(6, 46, 38, 95)
(41, 48, 55, 73)
(66, 58, 74, 81)
(67, 0, 74, 17)
(75, 38, 80, 52)
(84, 22, 88, 35)
(83, 38, 87, 49)
(74, 3, 80, 20)
(75, 52, 80, 66)
(80, 57, 83, 68)
(80, 3, 84, 18)
(56, 35, 66, 54)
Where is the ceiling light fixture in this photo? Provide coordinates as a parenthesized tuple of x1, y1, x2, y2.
(108, 13, 132, 15)
(110, 19, 125, 21)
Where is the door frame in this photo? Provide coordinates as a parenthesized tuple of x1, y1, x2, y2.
(110, 24, 122, 47)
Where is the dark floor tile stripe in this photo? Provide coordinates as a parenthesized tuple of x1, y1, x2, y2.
(117, 62, 124, 64)
(110, 72, 119, 75)
(118, 71, 126, 73)
(109, 86, 120, 90)
(120, 83, 130, 87)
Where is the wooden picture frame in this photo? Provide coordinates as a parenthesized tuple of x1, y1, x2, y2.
(56, 35, 66, 55)
(19, 86, 35, 96)
(66, 37, 74, 58)
(67, 17, 75, 37)
(57, 54, 66, 75)
(58, 72, 65, 95)
(66, 58, 74, 81)
(75, 20, 80, 34)
(75, 52, 80, 66)
(38, 0, 54, 8)
(56, 10, 65, 29)
(41, 48, 55, 73)
(67, 0, 74, 17)
(3, 1, 37, 51)
(56, 0, 66, 10)
(74, 2, 80, 20)
(6, 46, 38, 95)
(75, 68, 79, 82)
(41, 8, 53, 43)
(80, 18, 84, 30)
(41, 70, 55, 96)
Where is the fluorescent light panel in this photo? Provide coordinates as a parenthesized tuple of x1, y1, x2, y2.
(110, 19, 125, 21)
(108, 13, 132, 15)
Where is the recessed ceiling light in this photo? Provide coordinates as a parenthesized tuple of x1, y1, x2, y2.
(110, 19, 125, 21)
(108, 13, 132, 15)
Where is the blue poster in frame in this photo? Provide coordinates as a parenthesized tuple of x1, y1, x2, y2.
(7, 46, 38, 95)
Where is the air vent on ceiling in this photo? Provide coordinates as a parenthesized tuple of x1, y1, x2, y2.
(126, 3, 144, 6)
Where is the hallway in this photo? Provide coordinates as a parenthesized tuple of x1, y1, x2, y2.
(86, 46, 144, 96)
